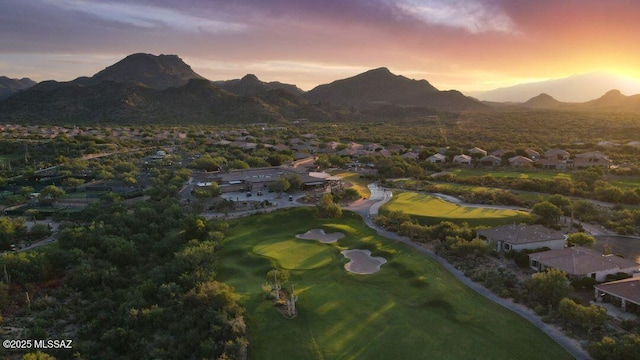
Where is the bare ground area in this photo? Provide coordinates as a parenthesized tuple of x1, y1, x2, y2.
(296, 229, 345, 243)
(341, 249, 387, 274)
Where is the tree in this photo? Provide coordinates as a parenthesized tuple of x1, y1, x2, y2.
(531, 201, 562, 226)
(21, 352, 57, 360)
(39, 185, 65, 206)
(566, 232, 596, 248)
(547, 194, 571, 215)
(558, 297, 607, 334)
(192, 182, 221, 198)
(342, 188, 361, 202)
(62, 177, 85, 188)
(526, 268, 572, 308)
(317, 193, 342, 218)
(227, 159, 250, 170)
(268, 176, 290, 194)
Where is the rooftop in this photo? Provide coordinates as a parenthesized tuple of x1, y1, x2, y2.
(529, 246, 639, 276)
(595, 277, 640, 305)
(477, 224, 565, 244)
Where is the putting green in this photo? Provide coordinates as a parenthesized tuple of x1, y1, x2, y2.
(253, 238, 335, 270)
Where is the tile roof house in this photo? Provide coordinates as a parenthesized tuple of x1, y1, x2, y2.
(525, 149, 541, 160)
(529, 246, 640, 281)
(453, 154, 472, 165)
(427, 153, 446, 163)
(594, 277, 640, 314)
(535, 158, 568, 170)
(477, 224, 566, 252)
(479, 155, 502, 166)
(573, 151, 611, 169)
(468, 147, 487, 157)
(491, 149, 511, 158)
(544, 148, 570, 160)
(508, 155, 534, 168)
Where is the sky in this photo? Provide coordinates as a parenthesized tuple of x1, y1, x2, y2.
(2, 0, 640, 94)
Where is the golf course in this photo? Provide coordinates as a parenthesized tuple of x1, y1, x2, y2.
(217, 207, 571, 360)
(380, 191, 531, 226)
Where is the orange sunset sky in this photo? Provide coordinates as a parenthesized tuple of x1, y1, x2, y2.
(2, 0, 640, 94)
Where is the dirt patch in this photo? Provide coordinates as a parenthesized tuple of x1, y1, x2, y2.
(296, 229, 345, 243)
(341, 249, 387, 274)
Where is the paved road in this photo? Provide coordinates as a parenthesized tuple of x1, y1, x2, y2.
(346, 185, 591, 360)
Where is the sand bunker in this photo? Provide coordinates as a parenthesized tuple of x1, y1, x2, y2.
(341, 249, 387, 274)
(296, 229, 345, 243)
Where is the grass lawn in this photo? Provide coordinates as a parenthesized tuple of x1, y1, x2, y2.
(381, 192, 531, 226)
(449, 168, 572, 181)
(331, 172, 372, 198)
(609, 176, 640, 189)
(0, 154, 19, 163)
(217, 208, 570, 360)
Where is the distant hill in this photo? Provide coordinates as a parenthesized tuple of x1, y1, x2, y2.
(305, 67, 486, 111)
(522, 93, 564, 109)
(214, 74, 304, 96)
(0, 76, 36, 100)
(470, 72, 640, 102)
(583, 90, 640, 111)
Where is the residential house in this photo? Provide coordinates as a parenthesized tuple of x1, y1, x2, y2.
(491, 149, 511, 158)
(452, 154, 472, 165)
(594, 277, 640, 314)
(468, 147, 488, 157)
(477, 224, 566, 252)
(348, 142, 364, 150)
(525, 149, 540, 160)
(535, 158, 568, 170)
(544, 148, 570, 160)
(479, 155, 501, 166)
(401, 152, 419, 160)
(427, 153, 446, 163)
(508, 155, 534, 168)
(573, 151, 611, 169)
(529, 246, 640, 281)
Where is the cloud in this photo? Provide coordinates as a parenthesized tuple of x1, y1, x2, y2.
(43, 0, 247, 33)
(393, 0, 518, 34)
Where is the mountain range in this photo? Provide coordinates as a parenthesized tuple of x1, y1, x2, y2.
(2, 53, 640, 125)
(470, 72, 640, 103)
(0, 53, 483, 124)
(0, 76, 37, 100)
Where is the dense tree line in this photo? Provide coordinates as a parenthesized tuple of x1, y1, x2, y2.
(0, 173, 247, 360)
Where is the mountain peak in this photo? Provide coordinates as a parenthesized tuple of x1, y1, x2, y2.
(304, 67, 487, 111)
(367, 67, 391, 74)
(89, 53, 204, 89)
(241, 74, 260, 82)
(604, 89, 623, 96)
(523, 93, 562, 108)
(0, 76, 37, 100)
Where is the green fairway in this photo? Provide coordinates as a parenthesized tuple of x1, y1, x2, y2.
(449, 168, 572, 180)
(381, 191, 531, 226)
(217, 208, 570, 360)
(331, 172, 372, 198)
